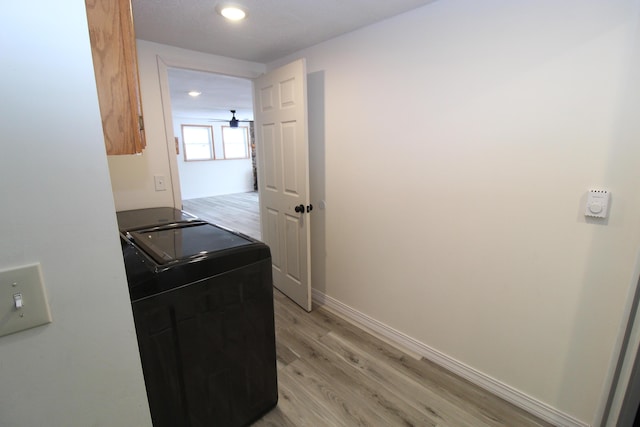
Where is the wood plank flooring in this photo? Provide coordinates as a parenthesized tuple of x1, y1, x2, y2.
(182, 193, 553, 426)
(255, 291, 554, 427)
(181, 192, 261, 240)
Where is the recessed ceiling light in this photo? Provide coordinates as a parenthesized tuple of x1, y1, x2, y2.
(220, 6, 246, 21)
(188, 91, 202, 97)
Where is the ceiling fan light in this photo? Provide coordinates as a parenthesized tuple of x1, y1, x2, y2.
(229, 109, 239, 127)
(220, 6, 246, 21)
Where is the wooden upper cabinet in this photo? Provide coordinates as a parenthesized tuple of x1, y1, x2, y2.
(85, 0, 146, 155)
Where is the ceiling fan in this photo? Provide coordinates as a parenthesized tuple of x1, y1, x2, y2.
(208, 110, 253, 127)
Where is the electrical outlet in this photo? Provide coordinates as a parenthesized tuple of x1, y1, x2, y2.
(154, 175, 167, 191)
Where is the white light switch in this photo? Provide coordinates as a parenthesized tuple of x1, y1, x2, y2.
(13, 293, 23, 309)
(0, 263, 52, 338)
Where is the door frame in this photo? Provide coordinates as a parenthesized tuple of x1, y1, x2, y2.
(599, 251, 640, 425)
(155, 53, 265, 209)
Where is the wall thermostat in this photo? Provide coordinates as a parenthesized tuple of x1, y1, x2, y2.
(585, 189, 610, 218)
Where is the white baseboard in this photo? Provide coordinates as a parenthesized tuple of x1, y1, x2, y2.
(312, 289, 590, 427)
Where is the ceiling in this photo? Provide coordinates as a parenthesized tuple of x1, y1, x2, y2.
(135, 0, 437, 120)
(167, 68, 254, 121)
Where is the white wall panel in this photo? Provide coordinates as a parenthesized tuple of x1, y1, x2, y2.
(271, 0, 640, 424)
(0, 1, 152, 425)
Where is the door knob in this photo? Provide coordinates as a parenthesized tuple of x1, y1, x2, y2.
(294, 204, 305, 213)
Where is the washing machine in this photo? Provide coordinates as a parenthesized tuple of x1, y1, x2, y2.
(117, 207, 277, 427)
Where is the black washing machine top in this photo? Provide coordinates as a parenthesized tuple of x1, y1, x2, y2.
(128, 222, 255, 265)
(120, 220, 271, 301)
(116, 207, 198, 232)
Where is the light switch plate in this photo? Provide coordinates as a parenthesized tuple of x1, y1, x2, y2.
(0, 263, 52, 338)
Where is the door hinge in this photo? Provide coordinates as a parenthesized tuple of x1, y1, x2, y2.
(138, 115, 144, 131)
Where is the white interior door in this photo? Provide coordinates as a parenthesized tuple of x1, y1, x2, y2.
(254, 59, 312, 311)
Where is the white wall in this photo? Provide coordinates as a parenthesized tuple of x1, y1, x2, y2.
(0, 1, 151, 426)
(109, 41, 265, 211)
(101, 0, 640, 423)
(174, 118, 254, 200)
(273, 0, 640, 424)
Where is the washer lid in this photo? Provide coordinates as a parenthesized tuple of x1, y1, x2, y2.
(116, 207, 198, 232)
(129, 222, 254, 265)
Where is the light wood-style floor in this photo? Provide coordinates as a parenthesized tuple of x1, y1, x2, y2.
(182, 192, 261, 240)
(257, 290, 553, 427)
(182, 193, 552, 426)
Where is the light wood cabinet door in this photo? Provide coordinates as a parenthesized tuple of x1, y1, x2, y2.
(85, 0, 146, 155)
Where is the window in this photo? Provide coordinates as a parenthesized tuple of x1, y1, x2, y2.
(182, 125, 214, 161)
(222, 126, 249, 159)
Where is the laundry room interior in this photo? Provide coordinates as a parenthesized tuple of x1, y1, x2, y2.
(2, 1, 640, 426)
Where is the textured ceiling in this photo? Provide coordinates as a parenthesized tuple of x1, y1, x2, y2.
(135, 0, 437, 120)
(167, 68, 254, 121)
(131, 0, 437, 64)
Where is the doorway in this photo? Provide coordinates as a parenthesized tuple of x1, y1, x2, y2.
(164, 66, 260, 239)
(156, 56, 315, 310)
